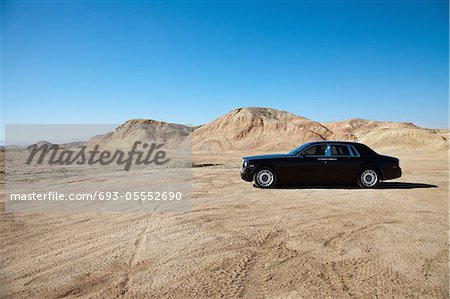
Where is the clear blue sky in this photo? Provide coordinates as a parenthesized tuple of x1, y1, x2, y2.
(1, 0, 448, 142)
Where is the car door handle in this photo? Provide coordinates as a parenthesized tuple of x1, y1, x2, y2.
(317, 158, 337, 161)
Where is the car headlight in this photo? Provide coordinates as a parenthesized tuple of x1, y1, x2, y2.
(242, 160, 248, 167)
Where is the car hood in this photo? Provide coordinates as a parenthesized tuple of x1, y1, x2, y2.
(243, 154, 290, 161)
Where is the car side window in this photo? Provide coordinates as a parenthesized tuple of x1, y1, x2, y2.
(303, 145, 327, 156)
(330, 145, 350, 156)
(349, 145, 360, 157)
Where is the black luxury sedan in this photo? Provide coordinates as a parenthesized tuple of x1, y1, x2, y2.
(240, 141, 402, 188)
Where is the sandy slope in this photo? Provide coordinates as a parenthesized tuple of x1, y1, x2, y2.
(0, 149, 448, 298)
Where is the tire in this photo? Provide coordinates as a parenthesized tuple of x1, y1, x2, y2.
(357, 168, 380, 188)
(253, 168, 277, 188)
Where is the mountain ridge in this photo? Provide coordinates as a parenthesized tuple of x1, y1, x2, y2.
(80, 107, 447, 152)
(191, 107, 448, 151)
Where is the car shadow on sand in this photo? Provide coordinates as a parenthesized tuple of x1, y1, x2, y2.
(376, 182, 438, 189)
(270, 182, 438, 190)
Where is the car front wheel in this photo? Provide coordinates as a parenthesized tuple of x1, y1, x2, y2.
(254, 168, 277, 188)
(357, 169, 379, 188)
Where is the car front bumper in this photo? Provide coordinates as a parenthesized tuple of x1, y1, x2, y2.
(240, 167, 254, 182)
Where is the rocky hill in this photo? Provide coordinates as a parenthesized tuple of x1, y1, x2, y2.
(192, 107, 448, 151)
(88, 119, 191, 150)
(79, 107, 447, 152)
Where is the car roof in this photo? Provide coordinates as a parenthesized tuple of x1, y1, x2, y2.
(308, 140, 363, 146)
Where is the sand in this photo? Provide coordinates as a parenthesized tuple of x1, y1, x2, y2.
(0, 148, 448, 298)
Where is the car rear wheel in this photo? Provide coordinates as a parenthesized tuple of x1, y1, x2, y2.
(254, 168, 277, 188)
(357, 169, 379, 188)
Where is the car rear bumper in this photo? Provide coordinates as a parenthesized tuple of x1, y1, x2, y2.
(382, 167, 402, 180)
(240, 168, 253, 182)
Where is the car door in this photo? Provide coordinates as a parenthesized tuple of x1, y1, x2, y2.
(326, 144, 361, 183)
(290, 144, 328, 184)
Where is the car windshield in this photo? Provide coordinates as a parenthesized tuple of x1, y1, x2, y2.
(287, 142, 312, 155)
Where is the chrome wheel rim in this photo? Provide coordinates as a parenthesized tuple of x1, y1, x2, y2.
(256, 170, 274, 187)
(361, 170, 377, 187)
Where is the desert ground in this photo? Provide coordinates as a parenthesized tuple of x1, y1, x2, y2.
(0, 147, 448, 298)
